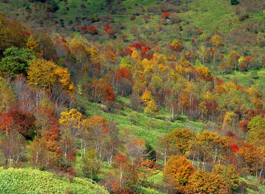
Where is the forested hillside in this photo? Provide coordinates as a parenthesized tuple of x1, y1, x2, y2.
(0, 0, 265, 193)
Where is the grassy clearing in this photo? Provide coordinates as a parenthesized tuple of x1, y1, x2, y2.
(83, 96, 204, 149)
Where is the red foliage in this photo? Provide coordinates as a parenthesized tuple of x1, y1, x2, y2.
(245, 56, 252, 63)
(114, 154, 127, 164)
(5, 107, 35, 137)
(191, 39, 195, 44)
(66, 7, 69, 11)
(130, 43, 142, 50)
(23, 31, 31, 37)
(0, 113, 14, 133)
(220, 54, 224, 58)
(43, 125, 60, 142)
(106, 86, 115, 102)
(87, 25, 98, 35)
(141, 7, 145, 11)
(142, 47, 150, 52)
(107, 29, 115, 35)
(176, 45, 182, 51)
(115, 69, 130, 81)
(130, 16, 136, 21)
(36, 106, 59, 128)
(231, 144, 239, 152)
(67, 167, 77, 176)
(216, 77, 224, 85)
(239, 120, 249, 132)
(104, 25, 111, 32)
(124, 48, 133, 55)
(162, 12, 171, 19)
(226, 131, 241, 140)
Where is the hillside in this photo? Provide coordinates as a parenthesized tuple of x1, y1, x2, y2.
(0, 167, 108, 194)
(1, 0, 265, 193)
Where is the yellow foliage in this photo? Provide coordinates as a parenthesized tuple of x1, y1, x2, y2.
(142, 59, 154, 73)
(54, 67, 75, 92)
(131, 49, 141, 63)
(142, 91, 153, 103)
(158, 64, 166, 72)
(164, 155, 195, 186)
(59, 109, 85, 136)
(224, 112, 236, 125)
(144, 99, 159, 115)
(197, 66, 211, 80)
(28, 59, 57, 88)
(171, 39, 182, 47)
(211, 35, 223, 47)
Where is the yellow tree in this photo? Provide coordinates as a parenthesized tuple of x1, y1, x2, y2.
(142, 91, 153, 104)
(185, 169, 230, 194)
(212, 35, 223, 47)
(59, 109, 85, 138)
(144, 99, 159, 115)
(212, 165, 239, 192)
(28, 59, 57, 89)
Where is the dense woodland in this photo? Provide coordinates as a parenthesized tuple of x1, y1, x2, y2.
(1, 0, 265, 193)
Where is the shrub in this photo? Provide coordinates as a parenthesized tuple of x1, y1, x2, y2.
(45, 5, 54, 12)
(231, 0, 239, 5)
(87, 26, 98, 35)
(130, 16, 136, 21)
(80, 3, 86, 9)
(169, 13, 181, 24)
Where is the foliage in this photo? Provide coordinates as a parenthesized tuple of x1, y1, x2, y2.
(164, 155, 195, 187)
(1, 47, 35, 77)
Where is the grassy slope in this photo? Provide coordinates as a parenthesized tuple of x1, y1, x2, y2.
(83, 96, 204, 149)
(0, 167, 108, 194)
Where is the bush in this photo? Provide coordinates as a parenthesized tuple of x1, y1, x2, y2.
(231, 0, 239, 5)
(169, 13, 181, 24)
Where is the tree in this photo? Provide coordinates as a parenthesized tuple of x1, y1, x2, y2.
(212, 165, 239, 191)
(163, 128, 195, 155)
(0, 129, 25, 167)
(0, 13, 27, 51)
(228, 51, 239, 71)
(144, 99, 159, 115)
(1, 47, 35, 77)
(85, 116, 109, 159)
(6, 106, 36, 139)
(238, 143, 260, 175)
(27, 59, 57, 89)
(196, 130, 227, 166)
(82, 150, 101, 180)
(185, 169, 230, 194)
(212, 35, 223, 47)
(164, 155, 196, 189)
(0, 77, 16, 113)
(142, 91, 153, 104)
(59, 109, 85, 139)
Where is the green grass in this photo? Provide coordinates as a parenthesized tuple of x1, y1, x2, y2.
(0, 167, 108, 194)
(240, 176, 265, 194)
(83, 96, 204, 149)
(216, 69, 265, 88)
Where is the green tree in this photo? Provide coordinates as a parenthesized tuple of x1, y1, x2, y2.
(82, 150, 101, 180)
(1, 47, 35, 77)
